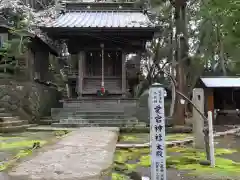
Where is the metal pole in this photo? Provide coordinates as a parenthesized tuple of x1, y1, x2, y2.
(100, 43, 104, 87)
(149, 83, 167, 180)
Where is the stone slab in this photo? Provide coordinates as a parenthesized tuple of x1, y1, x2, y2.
(8, 127, 119, 180)
(27, 126, 119, 133)
(27, 125, 79, 131)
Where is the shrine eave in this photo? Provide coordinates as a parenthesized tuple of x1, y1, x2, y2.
(39, 10, 158, 34)
(40, 26, 158, 32)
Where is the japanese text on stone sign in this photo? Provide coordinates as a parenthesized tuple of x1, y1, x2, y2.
(150, 85, 167, 180)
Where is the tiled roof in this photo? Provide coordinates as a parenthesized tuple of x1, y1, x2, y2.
(201, 77, 240, 87)
(42, 10, 155, 29)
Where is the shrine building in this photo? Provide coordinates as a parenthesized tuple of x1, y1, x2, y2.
(40, 2, 158, 99)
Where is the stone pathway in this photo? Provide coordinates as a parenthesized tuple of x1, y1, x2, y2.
(7, 127, 119, 180)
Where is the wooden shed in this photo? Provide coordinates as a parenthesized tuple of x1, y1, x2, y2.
(196, 77, 240, 124)
(0, 24, 59, 81)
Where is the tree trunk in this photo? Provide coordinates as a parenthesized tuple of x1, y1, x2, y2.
(216, 23, 227, 76)
(173, 0, 188, 125)
(169, 8, 176, 117)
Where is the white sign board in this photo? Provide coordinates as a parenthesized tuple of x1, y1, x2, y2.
(149, 83, 167, 180)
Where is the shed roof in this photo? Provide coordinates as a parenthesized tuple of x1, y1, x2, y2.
(200, 77, 240, 87)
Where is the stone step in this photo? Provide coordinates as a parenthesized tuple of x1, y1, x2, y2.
(0, 124, 38, 133)
(38, 119, 59, 125)
(62, 108, 127, 112)
(0, 113, 13, 117)
(51, 122, 137, 128)
(63, 103, 134, 107)
(63, 102, 126, 105)
(73, 112, 128, 115)
(62, 108, 134, 112)
(52, 111, 128, 118)
(0, 108, 6, 112)
(59, 118, 138, 124)
(53, 108, 126, 113)
(57, 114, 129, 119)
(0, 120, 27, 127)
(72, 111, 127, 114)
(0, 116, 19, 121)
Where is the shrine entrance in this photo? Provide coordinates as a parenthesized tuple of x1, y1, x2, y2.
(82, 49, 123, 95)
(85, 50, 122, 77)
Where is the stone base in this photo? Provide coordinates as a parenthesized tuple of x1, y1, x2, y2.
(52, 122, 137, 128)
(0, 115, 37, 133)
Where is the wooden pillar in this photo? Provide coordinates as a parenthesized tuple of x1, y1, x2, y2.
(207, 89, 214, 120)
(78, 51, 85, 97)
(122, 51, 126, 96)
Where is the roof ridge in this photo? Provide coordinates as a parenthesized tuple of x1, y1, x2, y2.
(63, 1, 144, 12)
(65, 9, 144, 13)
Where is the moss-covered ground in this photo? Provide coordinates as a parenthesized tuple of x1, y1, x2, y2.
(0, 130, 69, 171)
(118, 133, 192, 144)
(113, 134, 240, 180)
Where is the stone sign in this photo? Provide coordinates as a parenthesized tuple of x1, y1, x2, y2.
(149, 83, 167, 180)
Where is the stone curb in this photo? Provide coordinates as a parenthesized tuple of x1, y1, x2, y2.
(116, 127, 240, 148)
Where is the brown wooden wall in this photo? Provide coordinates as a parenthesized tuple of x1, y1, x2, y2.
(34, 51, 50, 81)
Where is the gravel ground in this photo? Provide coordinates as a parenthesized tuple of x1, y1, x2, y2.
(137, 135, 240, 180)
(136, 167, 205, 180)
(114, 126, 240, 180)
(215, 134, 240, 162)
(213, 125, 236, 132)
